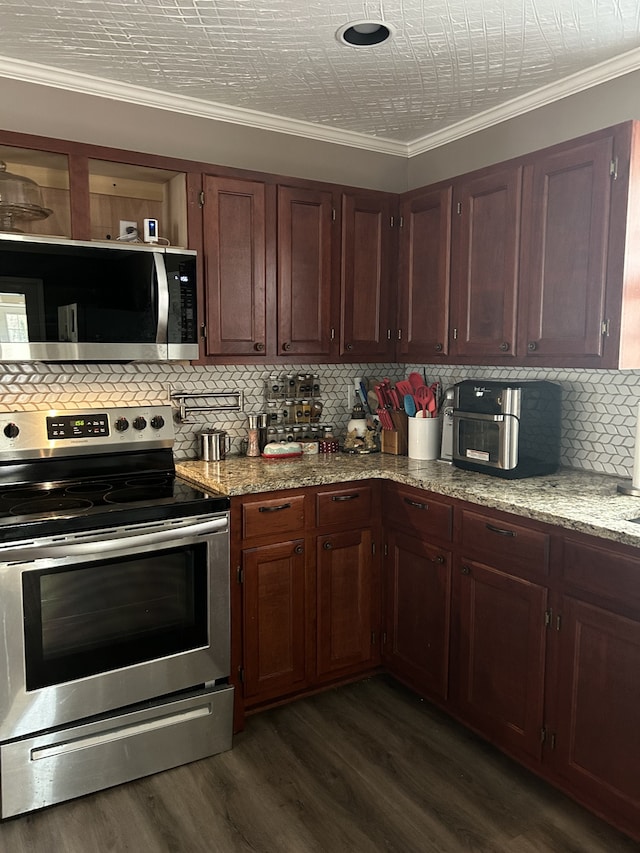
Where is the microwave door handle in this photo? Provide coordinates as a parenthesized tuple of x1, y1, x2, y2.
(153, 252, 169, 344)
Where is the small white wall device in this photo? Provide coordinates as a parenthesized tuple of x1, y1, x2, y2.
(143, 218, 159, 244)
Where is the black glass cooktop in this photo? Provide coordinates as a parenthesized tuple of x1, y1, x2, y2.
(0, 450, 229, 543)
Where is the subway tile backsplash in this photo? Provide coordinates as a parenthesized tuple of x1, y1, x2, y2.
(0, 361, 638, 480)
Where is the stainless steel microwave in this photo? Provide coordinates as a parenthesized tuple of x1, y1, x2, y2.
(0, 233, 198, 362)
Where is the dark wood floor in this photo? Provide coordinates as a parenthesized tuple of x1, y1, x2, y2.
(0, 676, 636, 852)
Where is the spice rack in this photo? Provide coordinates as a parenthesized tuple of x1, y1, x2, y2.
(263, 371, 333, 444)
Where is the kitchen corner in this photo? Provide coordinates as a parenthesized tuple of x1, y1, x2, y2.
(176, 454, 640, 547)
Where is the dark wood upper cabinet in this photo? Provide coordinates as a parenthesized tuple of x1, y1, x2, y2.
(277, 184, 338, 358)
(7, 122, 640, 369)
(519, 135, 613, 363)
(450, 165, 522, 359)
(201, 175, 267, 357)
(340, 191, 395, 360)
(397, 185, 452, 361)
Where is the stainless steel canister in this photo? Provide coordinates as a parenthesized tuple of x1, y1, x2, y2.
(198, 429, 230, 461)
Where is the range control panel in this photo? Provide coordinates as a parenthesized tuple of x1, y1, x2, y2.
(0, 405, 175, 460)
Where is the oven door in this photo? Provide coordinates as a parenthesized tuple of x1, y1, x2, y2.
(453, 411, 519, 471)
(0, 512, 230, 741)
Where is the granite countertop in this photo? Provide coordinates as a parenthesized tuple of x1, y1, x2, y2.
(176, 454, 640, 549)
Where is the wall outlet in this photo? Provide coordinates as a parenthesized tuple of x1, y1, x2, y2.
(119, 220, 137, 238)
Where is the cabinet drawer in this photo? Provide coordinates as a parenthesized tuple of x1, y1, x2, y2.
(460, 509, 549, 577)
(316, 484, 373, 528)
(386, 487, 453, 541)
(242, 493, 305, 540)
(563, 538, 640, 609)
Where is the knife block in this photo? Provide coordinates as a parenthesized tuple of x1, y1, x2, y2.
(381, 411, 408, 455)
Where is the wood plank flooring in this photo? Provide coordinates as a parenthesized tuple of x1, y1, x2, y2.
(0, 676, 636, 853)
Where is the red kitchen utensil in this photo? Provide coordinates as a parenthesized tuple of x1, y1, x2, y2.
(408, 372, 424, 392)
(415, 385, 437, 417)
(388, 386, 401, 410)
(395, 379, 414, 398)
(377, 407, 394, 430)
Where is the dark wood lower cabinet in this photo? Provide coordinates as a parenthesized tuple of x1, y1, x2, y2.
(384, 529, 452, 704)
(316, 527, 376, 679)
(234, 484, 639, 842)
(236, 483, 380, 712)
(456, 559, 548, 762)
(241, 538, 309, 704)
(553, 595, 640, 835)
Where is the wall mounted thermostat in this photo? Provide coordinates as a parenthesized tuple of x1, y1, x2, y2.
(143, 218, 159, 244)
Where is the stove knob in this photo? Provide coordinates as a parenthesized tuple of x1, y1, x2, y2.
(115, 417, 130, 432)
(150, 415, 165, 430)
(132, 416, 147, 431)
(3, 422, 19, 439)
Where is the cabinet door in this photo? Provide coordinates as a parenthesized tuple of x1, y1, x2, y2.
(451, 165, 522, 359)
(316, 528, 375, 679)
(384, 529, 452, 704)
(520, 135, 613, 360)
(340, 192, 394, 359)
(242, 539, 309, 704)
(397, 186, 452, 360)
(554, 596, 640, 833)
(457, 558, 548, 761)
(202, 175, 267, 356)
(277, 185, 337, 357)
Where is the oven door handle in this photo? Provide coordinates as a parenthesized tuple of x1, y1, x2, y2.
(2, 516, 228, 562)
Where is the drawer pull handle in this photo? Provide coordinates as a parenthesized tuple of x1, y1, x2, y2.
(258, 503, 292, 513)
(404, 498, 428, 510)
(331, 493, 360, 502)
(485, 523, 516, 537)
(323, 541, 333, 550)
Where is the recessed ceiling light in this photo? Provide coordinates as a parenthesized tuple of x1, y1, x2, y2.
(336, 20, 395, 47)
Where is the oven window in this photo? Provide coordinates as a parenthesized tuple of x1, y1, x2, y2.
(459, 418, 502, 463)
(23, 544, 208, 690)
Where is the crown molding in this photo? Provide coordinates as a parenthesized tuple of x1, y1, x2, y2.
(1, 45, 640, 161)
(406, 45, 640, 157)
(0, 55, 407, 158)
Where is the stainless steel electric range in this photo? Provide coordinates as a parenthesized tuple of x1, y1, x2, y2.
(0, 404, 233, 818)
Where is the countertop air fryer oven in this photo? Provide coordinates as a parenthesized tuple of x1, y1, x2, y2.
(452, 380, 561, 479)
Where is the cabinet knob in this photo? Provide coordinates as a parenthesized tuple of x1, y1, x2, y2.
(294, 544, 304, 555)
(461, 565, 471, 575)
(254, 342, 265, 352)
(434, 343, 443, 352)
(346, 343, 353, 351)
(323, 541, 333, 551)
(527, 341, 538, 351)
(433, 555, 445, 565)
(499, 341, 510, 352)
(282, 342, 292, 352)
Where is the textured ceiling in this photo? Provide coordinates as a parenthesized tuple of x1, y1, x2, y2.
(0, 0, 639, 148)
